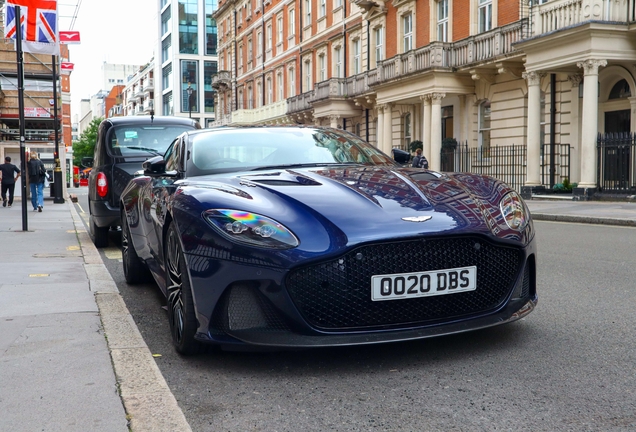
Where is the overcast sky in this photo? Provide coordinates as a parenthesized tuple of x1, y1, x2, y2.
(59, 0, 157, 118)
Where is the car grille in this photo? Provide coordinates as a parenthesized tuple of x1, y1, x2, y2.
(285, 237, 523, 330)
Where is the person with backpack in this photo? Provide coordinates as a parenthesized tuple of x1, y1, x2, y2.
(411, 148, 429, 169)
(28, 151, 46, 212)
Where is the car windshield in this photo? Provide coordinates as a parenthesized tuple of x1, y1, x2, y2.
(108, 125, 192, 157)
(187, 127, 396, 175)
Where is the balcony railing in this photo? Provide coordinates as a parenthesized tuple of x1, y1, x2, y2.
(530, 0, 636, 36)
(231, 100, 288, 124)
(0, 128, 56, 142)
(212, 71, 232, 89)
(143, 78, 154, 92)
(287, 93, 313, 113)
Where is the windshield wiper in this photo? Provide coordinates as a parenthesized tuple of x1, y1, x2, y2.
(121, 146, 163, 156)
(250, 163, 359, 171)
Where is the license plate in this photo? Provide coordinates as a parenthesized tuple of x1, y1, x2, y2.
(371, 266, 477, 301)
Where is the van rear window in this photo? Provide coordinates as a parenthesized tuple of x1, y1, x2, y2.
(108, 125, 192, 157)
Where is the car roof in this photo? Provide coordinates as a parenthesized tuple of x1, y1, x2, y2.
(104, 116, 200, 128)
(185, 124, 340, 137)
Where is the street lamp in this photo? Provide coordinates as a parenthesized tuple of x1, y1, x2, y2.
(186, 83, 193, 119)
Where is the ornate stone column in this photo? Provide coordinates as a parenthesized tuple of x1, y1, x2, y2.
(429, 93, 445, 171)
(523, 71, 544, 189)
(383, 103, 393, 155)
(567, 74, 583, 184)
(420, 95, 432, 161)
(376, 105, 384, 149)
(577, 59, 607, 193)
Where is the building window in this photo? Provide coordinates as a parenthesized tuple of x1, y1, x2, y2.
(257, 31, 263, 63)
(403, 113, 411, 149)
(178, 0, 198, 54)
(304, 60, 312, 91)
(266, 23, 272, 57)
(334, 47, 342, 78)
(442, 105, 453, 139)
(374, 27, 384, 65)
(238, 88, 244, 109)
(267, 77, 273, 104)
(277, 16, 283, 45)
(335, 0, 342, 7)
(319, 54, 326, 82)
(238, 43, 244, 70)
(162, 63, 172, 89)
(478, 100, 491, 152)
(163, 91, 173, 115)
(289, 9, 295, 36)
(205, 0, 218, 55)
(181, 60, 198, 113)
(352, 39, 361, 74)
(204, 61, 217, 113)
(478, 0, 492, 33)
(319, 0, 326, 17)
(248, 37, 253, 68)
(257, 81, 263, 107)
(289, 68, 295, 97)
(305, 0, 311, 26)
(277, 72, 283, 101)
(161, 7, 171, 36)
(438, 0, 448, 42)
(403, 14, 413, 52)
(162, 35, 172, 63)
(248, 85, 253, 109)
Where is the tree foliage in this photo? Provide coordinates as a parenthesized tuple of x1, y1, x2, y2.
(72, 117, 102, 167)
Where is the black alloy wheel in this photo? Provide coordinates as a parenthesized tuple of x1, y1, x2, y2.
(121, 211, 149, 284)
(165, 222, 203, 355)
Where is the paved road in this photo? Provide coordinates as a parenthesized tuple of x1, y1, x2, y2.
(73, 188, 636, 431)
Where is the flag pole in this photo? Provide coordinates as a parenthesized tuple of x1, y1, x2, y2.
(15, 6, 28, 231)
(52, 55, 64, 203)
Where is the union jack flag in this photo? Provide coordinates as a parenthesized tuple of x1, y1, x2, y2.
(4, 0, 59, 55)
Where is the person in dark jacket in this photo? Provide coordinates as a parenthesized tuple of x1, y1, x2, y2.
(411, 148, 429, 169)
(0, 156, 21, 208)
(27, 151, 46, 212)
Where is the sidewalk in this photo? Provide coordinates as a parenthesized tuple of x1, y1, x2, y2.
(1, 194, 635, 432)
(0, 196, 191, 432)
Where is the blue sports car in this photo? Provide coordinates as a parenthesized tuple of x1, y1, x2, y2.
(120, 126, 537, 355)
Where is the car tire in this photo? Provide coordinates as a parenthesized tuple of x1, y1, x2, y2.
(165, 222, 204, 355)
(121, 212, 150, 284)
(89, 214, 109, 248)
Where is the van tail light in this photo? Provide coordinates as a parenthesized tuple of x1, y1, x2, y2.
(96, 172, 108, 198)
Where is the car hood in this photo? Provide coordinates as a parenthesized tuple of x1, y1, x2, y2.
(178, 166, 527, 253)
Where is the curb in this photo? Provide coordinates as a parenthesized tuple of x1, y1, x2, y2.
(531, 213, 636, 227)
(69, 201, 192, 432)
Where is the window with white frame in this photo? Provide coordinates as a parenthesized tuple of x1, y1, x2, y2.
(403, 113, 412, 149)
(266, 23, 272, 58)
(257, 31, 263, 63)
(289, 9, 295, 35)
(248, 37, 253, 66)
(334, 46, 342, 78)
(277, 72, 283, 100)
(374, 27, 384, 65)
(438, 0, 449, 42)
(403, 14, 413, 52)
(277, 16, 283, 44)
(247, 0, 252, 16)
(335, 0, 342, 6)
(478, 100, 491, 152)
(305, 0, 311, 26)
(304, 59, 312, 91)
(238, 88, 244, 109)
(267, 77, 273, 104)
(478, 0, 492, 33)
(319, 0, 326, 17)
(289, 67, 295, 97)
(248, 85, 253, 109)
(352, 39, 361, 74)
(238, 43, 244, 69)
(257, 81, 263, 107)
(319, 54, 326, 82)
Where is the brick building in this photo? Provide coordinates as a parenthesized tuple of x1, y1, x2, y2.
(211, 0, 636, 198)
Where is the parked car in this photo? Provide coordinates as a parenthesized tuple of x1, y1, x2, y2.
(120, 125, 537, 355)
(86, 116, 200, 247)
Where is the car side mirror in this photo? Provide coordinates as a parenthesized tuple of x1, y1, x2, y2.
(143, 156, 168, 176)
(392, 148, 411, 164)
(81, 157, 94, 168)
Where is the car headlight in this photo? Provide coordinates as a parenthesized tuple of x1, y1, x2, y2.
(499, 191, 528, 231)
(204, 209, 299, 249)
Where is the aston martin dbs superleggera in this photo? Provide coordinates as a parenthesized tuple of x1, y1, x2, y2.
(120, 125, 537, 355)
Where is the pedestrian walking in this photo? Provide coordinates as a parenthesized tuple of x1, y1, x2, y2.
(411, 148, 429, 169)
(27, 151, 46, 212)
(0, 156, 21, 208)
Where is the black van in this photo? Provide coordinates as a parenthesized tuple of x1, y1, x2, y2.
(86, 116, 200, 247)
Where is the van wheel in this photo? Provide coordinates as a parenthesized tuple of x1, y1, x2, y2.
(89, 215, 109, 248)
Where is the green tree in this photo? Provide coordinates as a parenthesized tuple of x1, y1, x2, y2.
(72, 117, 102, 167)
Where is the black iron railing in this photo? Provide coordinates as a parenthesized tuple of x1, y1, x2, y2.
(597, 133, 636, 193)
(541, 143, 571, 189)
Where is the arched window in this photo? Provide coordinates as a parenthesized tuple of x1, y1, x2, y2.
(609, 79, 631, 100)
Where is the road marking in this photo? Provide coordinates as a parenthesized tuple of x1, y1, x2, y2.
(29, 274, 49, 277)
(104, 247, 122, 261)
(76, 203, 85, 213)
(67, 245, 80, 251)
